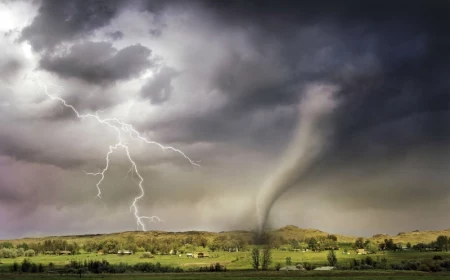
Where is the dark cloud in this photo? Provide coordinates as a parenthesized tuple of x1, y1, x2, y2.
(140, 66, 178, 104)
(149, 28, 162, 38)
(151, 0, 450, 152)
(105, 30, 124, 41)
(2, 0, 450, 238)
(20, 0, 125, 51)
(39, 41, 153, 84)
(0, 57, 22, 82)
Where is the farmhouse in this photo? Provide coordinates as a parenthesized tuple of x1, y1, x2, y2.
(194, 252, 204, 258)
(118, 250, 133, 255)
(186, 253, 194, 258)
(356, 249, 367, 255)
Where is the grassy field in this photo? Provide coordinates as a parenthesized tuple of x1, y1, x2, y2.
(1, 271, 450, 280)
(1, 249, 450, 271)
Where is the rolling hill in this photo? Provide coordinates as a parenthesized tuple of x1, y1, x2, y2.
(1, 225, 449, 247)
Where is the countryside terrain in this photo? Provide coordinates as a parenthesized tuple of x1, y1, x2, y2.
(1, 225, 450, 280)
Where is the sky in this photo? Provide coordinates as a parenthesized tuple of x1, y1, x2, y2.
(0, 0, 449, 239)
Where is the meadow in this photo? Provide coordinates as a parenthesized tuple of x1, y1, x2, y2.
(1, 248, 450, 271)
(2, 226, 450, 279)
(1, 270, 450, 280)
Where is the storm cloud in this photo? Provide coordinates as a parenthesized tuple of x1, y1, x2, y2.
(1, 0, 450, 239)
(39, 42, 153, 84)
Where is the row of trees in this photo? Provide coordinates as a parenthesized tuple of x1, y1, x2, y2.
(354, 237, 399, 253)
(0, 248, 35, 258)
(413, 235, 450, 252)
(251, 247, 272, 270)
(0, 240, 80, 255)
(1, 232, 340, 256)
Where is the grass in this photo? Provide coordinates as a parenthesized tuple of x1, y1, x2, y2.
(1, 250, 450, 272)
(1, 271, 450, 280)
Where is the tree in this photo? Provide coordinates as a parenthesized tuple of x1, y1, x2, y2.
(251, 248, 260, 270)
(436, 236, 449, 252)
(327, 250, 337, 266)
(354, 237, 364, 249)
(327, 234, 338, 242)
(365, 242, 379, 254)
(286, 256, 292, 266)
(308, 238, 318, 251)
(16, 248, 24, 257)
(17, 243, 29, 250)
(24, 249, 35, 257)
(261, 248, 272, 271)
(290, 239, 300, 249)
(0, 242, 13, 249)
(384, 239, 396, 251)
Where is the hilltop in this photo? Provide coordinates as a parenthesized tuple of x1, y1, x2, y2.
(1, 225, 450, 246)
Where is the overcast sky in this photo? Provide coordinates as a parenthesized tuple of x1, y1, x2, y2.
(1, 0, 449, 239)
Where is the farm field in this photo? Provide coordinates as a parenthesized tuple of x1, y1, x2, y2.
(1, 249, 450, 271)
(1, 271, 450, 280)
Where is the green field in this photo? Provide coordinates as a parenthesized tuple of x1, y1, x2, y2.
(1, 249, 450, 271)
(2, 226, 450, 279)
(1, 271, 450, 280)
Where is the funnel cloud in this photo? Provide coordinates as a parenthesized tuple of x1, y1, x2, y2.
(257, 84, 338, 232)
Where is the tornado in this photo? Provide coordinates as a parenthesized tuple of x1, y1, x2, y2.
(256, 83, 339, 234)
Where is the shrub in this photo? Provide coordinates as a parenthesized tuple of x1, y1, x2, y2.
(10, 262, 19, 272)
(327, 250, 337, 266)
(286, 257, 292, 266)
(16, 248, 24, 257)
(275, 263, 282, 271)
(303, 262, 316, 270)
(141, 252, 154, 258)
(419, 264, 431, 272)
(21, 259, 32, 272)
(24, 249, 35, 257)
(1, 248, 17, 258)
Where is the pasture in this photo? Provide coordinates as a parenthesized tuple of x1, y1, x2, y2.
(1, 271, 450, 280)
(1, 248, 450, 271)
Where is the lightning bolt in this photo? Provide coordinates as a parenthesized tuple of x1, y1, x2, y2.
(29, 77, 199, 231)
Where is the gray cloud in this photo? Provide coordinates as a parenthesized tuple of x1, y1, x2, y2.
(20, 0, 125, 51)
(39, 41, 153, 84)
(140, 66, 178, 104)
(106, 30, 124, 41)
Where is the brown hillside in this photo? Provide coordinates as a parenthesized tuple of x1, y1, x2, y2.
(1, 226, 449, 246)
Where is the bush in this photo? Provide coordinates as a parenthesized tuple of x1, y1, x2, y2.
(327, 250, 337, 266)
(1, 248, 17, 258)
(10, 262, 19, 272)
(286, 257, 292, 266)
(275, 263, 282, 271)
(141, 252, 154, 258)
(303, 262, 316, 270)
(16, 248, 24, 257)
(21, 259, 32, 272)
(24, 249, 35, 257)
(419, 264, 431, 272)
